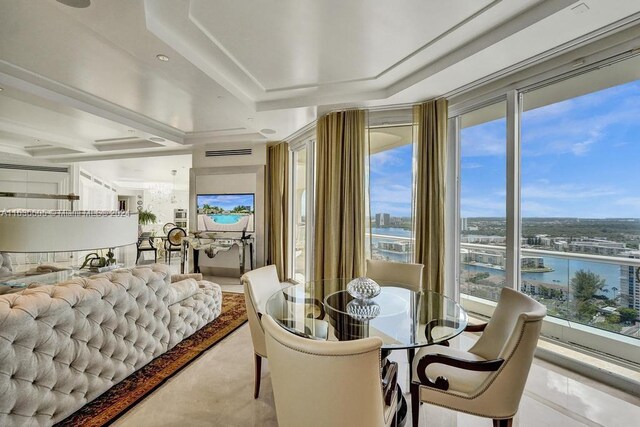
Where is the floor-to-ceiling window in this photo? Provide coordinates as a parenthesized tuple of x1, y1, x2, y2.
(293, 147, 308, 282)
(368, 125, 414, 263)
(458, 101, 507, 302)
(290, 137, 314, 283)
(520, 56, 640, 337)
(454, 53, 640, 362)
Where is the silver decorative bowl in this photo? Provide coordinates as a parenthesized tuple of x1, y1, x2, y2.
(346, 277, 381, 300)
(346, 299, 381, 321)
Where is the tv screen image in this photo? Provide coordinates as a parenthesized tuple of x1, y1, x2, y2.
(196, 194, 255, 232)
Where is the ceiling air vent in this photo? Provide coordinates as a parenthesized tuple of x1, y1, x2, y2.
(80, 171, 92, 180)
(0, 163, 69, 173)
(205, 148, 252, 157)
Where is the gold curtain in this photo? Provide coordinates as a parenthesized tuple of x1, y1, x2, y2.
(266, 142, 289, 281)
(413, 99, 448, 294)
(314, 110, 366, 297)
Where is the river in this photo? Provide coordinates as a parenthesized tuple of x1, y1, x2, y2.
(370, 227, 625, 293)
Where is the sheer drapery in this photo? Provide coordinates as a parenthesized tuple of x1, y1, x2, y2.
(314, 110, 366, 297)
(413, 99, 448, 294)
(266, 142, 289, 281)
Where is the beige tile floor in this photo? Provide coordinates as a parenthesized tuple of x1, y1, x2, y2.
(114, 276, 640, 427)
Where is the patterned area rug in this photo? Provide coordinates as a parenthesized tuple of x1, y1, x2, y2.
(56, 292, 247, 427)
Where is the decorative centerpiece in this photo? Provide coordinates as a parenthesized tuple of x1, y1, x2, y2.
(347, 277, 381, 300)
(346, 299, 381, 321)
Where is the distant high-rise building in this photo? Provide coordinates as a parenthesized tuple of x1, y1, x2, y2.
(461, 217, 468, 231)
(621, 251, 640, 311)
(375, 213, 391, 227)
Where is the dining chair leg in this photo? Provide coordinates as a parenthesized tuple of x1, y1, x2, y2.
(254, 353, 262, 399)
(168, 250, 171, 265)
(493, 418, 513, 427)
(154, 251, 157, 263)
(410, 382, 420, 427)
(136, 250, 141, 264)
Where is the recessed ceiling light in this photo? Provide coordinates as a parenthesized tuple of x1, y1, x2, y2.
(149, 137, 166, 143)
(156, 54, 170, 62)
(247, 117, 254, 121)
(0, 87, 4, 92)
(35, 139, 41, 143)
(571, 3, 589, 15)
(260, 128, 276, 135)
(571, 58, 586, 68)
(217, 95, 224, 99)
(128, 129, 135, 133)
(56, 0, 91, 8)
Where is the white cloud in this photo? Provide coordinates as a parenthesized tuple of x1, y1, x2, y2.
(522, 183, 618, 200)
(462, 162, 482, 169)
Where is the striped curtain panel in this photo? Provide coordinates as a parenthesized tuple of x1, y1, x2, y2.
(266, 142, 289, 281)
(413, 99, 448, 294)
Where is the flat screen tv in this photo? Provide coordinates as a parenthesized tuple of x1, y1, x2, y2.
(196, 193, 255, 233)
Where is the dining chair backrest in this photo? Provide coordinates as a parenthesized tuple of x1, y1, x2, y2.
(366, 259, 424, 292)
(263, 314, 391, 427)
(469, 287, 546, 360)
(166, 227, 186, 247)
(464, 287, 547, 417)
(241, 265, 283, 357)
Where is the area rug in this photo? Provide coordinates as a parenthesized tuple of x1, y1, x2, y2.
(56, 292, 247, 427)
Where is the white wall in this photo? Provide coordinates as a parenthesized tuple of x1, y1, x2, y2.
(143, 189, 189, 235)
(0, 166, 71, 210)
(79, 175, 117, 210)
(190, 143, 266, 275)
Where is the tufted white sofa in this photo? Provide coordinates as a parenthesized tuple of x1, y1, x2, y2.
(0, 264, 222, 426)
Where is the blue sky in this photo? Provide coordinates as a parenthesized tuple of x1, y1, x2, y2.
(196, 194, 254, 211)
(370, 79, 640, 219)
(370, 143, 414, 217)
(463, 79, 640, 218)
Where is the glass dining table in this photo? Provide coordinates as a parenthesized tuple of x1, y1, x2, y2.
(265, 279, 468, 349)
(265, 278, 468, 426)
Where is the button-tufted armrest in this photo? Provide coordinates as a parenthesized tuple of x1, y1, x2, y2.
(168, 278, 199, 305)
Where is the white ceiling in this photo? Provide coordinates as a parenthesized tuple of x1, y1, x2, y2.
(0, 0, 639, 167)
(80, 154, 192, 191)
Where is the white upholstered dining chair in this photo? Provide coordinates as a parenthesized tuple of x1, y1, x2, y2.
(262, 314, 398, 427)
(366, 258, 424, 365)
(241, 265, 326, 399)
(366, 259, 424, 292)
(410, 287, 546, 427)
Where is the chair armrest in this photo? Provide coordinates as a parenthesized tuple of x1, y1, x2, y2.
(382, 361, 398, 406)
(282, 292, 326, 319)
(424, 319, 464, 343)
(414, 353, 504, 391)
(465, 323, 488, 332)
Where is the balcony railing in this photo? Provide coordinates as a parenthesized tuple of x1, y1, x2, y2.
(367, 232, 640, 343)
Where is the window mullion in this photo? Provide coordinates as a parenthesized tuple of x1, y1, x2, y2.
(505, 90, 521, 290)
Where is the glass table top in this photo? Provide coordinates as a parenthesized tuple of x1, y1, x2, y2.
(265, 279, 468, 349)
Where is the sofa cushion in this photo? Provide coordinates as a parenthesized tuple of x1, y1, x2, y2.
(168, 278, 198, 305)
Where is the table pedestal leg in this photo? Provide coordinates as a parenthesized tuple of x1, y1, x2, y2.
(381, 349, 408, 427)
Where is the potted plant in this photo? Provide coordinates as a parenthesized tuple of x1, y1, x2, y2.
(138, 209, 157, 235)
